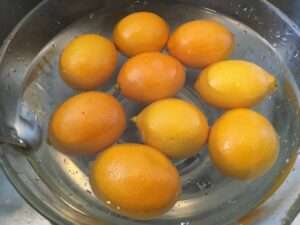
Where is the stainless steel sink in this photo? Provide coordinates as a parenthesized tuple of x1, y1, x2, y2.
(1, 1, 300, 225)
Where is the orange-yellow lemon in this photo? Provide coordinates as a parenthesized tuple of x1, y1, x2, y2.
(168, 20, 234, 67)
(90, 143, 181, 219)
(49, 92, 126, 155)
(209, 109, 279, 180)
(118, 52, 186, 103)
(60, 34, 117, 90)
(113, 12, 169, 56)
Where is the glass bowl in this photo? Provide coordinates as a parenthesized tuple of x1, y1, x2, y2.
(1, 0, 300, 225)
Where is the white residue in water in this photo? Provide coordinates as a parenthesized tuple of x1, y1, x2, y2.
(180, 222, 190, 225)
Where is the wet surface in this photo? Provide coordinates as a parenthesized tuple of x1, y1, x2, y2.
(0, 169, 52, 225)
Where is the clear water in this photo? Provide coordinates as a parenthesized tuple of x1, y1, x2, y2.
(18, 2, 300, 225)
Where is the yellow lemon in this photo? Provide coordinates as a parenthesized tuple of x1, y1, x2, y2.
(194, 60, 276, 109)
(209, 109, 279, 180)
(135, 98, 209, 159)
(90, 144, 181, 219)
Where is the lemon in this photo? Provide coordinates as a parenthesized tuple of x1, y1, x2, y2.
(194, 60, 276, 108)
(90, 143, 180, 219)
(49, 92, 126, 155)
(60, 34, 117, 90)
(209, 108, 279, 180)
(135, 98, 209, 159)
(117, 52, 185, 103)
(113, 12, 169, 56)
(168, 19, 234, 68)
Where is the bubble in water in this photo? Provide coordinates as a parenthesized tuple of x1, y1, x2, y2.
(89, 13, 95, 19)
(227, 199, 236, 204)
(285, 30, 293, 36)
(10, 68, 16, 73)
(185, 179, 192, 184)
(196, 180, 212, 191)
(16, 56, 25, 62)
